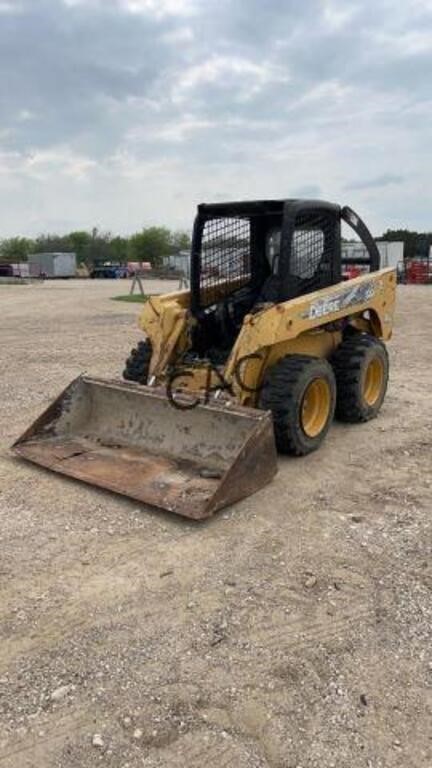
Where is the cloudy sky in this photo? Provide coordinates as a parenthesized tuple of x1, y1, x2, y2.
(1, 0, 431, 237)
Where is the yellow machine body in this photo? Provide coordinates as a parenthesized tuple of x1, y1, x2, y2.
(139, 268, 396, 406)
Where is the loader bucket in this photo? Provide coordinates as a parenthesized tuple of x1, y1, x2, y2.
(12, 376, 277, 519)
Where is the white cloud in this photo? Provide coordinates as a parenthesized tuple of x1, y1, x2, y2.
(1, 0, 432, 235)
(62, 0, 96, 6)
(124, 113, 212, 144)
(377, 29, 432, 55)
(119, 0, 196, 18)
(0, 1, 22, 13)
(0, 145, 97, 181)
(410, 0, 432, 12)
(63, 0, 196, 14)
(29, 147, 97, 180)
(161, 25, 194, 44)
(174, 54, 288, 103)
(321, 0, 359, 30)
(17, 109, 36, 122)
(157, 115, 212, 142)
(292, 79, 352, 107)
(0, 150, 22, 174)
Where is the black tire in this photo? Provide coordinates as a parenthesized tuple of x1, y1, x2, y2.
(259, 355, 336, 456)
(332, 334, 389, 423)
(123, 339, 152, 384)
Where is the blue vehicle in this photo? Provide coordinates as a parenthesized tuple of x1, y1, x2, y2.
(90, 264, 128, 279)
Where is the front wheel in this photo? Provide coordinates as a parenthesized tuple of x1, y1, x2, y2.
(259, 355, 336, 455)
(123, 339, 152, 384)
(332, 334, 389, 422)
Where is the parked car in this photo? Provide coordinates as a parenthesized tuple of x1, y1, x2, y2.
(90, 264, 128, 279)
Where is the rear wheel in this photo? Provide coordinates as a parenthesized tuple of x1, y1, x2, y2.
(123, 339, 152, 384)
(259, 355, 336, 455)
(332, 334, 389, 422)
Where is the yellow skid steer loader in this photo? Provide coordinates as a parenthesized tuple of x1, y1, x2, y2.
(13, 200, 396, 519)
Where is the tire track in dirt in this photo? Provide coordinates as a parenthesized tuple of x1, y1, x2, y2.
(141, 730, 266, 768)
(0, 711, 89, 767)
(247, 607, 373, 653)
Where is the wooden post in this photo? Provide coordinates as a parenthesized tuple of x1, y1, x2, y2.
(178, 270, 189, 289)
(130, 273, 145, 296)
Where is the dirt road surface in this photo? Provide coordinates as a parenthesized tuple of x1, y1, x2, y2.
(0, 280, 431, 768)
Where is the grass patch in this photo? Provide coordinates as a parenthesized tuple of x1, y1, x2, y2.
(112, 294, 149, 303)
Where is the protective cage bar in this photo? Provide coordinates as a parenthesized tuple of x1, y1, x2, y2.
(340, 205, 380, 273)
(198, 216, 251, 307)
(189, 200, 380, 310)
(282, 208, 340, 298)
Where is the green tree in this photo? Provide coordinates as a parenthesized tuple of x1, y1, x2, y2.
(68, 231, 92, 263)
(0, 237, 35, 262)
(0, 225, 190, 267)
(32, 229, 112, 265)
(128, 227, 172, 266)
(86, 228, 111, 265)
(109, 236, 128, 263)
(171, 230, 191, 252)
(33, 233, 73, 253)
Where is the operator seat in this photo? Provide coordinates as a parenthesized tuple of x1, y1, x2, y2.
(257, 224, 322, 303)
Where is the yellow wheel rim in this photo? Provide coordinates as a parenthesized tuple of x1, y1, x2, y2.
(363, 357, 384, 406)
(301, 377, 331, 438)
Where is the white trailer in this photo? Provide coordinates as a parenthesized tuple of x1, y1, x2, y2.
(10, 263, 30, 277)
(376, 241, 404, 269)
(162, 251, 190, 279)
(342, 241, 404, 269)
(27, 252, 77, 278)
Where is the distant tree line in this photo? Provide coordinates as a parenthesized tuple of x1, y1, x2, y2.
(1, 226, 431, 265)
(0, 227, 191, 267)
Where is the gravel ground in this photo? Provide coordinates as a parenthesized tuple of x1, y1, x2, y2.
(0, 280, 431, 768)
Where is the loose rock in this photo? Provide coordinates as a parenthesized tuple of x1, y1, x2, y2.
(50, 685, 71, 702)
(92, 733, 104, 748)
(304, 575, 317, 588)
